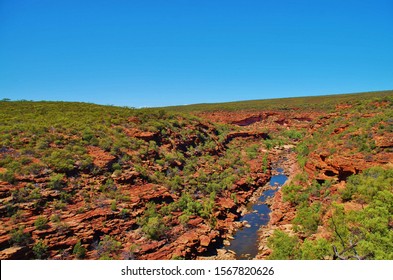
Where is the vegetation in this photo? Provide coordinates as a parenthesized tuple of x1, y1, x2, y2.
(1, 90, 392, 260)
(32, 240, 48, 259)
(271, 166, 393, 259)
(267, 230, 299, 260)
(329, 168, 393, 260)
(96, 235, 122, 260)
(73, 240, 87, 259)
(34, 216, 49, 230)
(266, 92, 393, 260)
(163, 90, 393, 112)
(137, 203, 167, 240)
(10, 226, 31, 245)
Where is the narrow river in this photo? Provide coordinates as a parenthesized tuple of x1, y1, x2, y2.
(223, 167, 288, 259)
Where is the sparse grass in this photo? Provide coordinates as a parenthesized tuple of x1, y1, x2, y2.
(1, 90, 392, 260)
(162, 90, 393, 112)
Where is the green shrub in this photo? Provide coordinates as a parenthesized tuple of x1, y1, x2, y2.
(53, 200, 66, 210)
(48, 173, 64, 189)
(293, 203, 321, 235)
(245, 144, 259, 159)
(24, 163, 45, 175)
(284, 129, 304, 140)
(329, 174, 393, 260)
(11, 210, 24, 223)
(263, 139, 275, 150)
(97, 235, 122, 259)
(50, 214, 61, 223)
(138, 203, 167, 240)
(0, 171, 16, 184)
(179, 213, 191, 225)
(297, 155, 307, 169)
(82, 129, 96, 143)
(111, 200, 117, 211)
(11, 186, 30, 203)
(112, 163, 121, 171)
(142, 216, 167, 239)
(34, 216, 49, 230)
(168, 175, 183, 192)
(267, 230, 299, 260)
(120, 208, 129, 219)
(296, 142, 309, 157)
(73, 240, 86, 259)
(282, 184, 308, 205)
(262, 154, 268, 172)
(10, 226, 31, 245)
(45, 150, 75, 173)
(299, 238, 330, 260)
(33, 240, 48, 259)
(60, 191, 72, 203)
(340, 167, 393, 203)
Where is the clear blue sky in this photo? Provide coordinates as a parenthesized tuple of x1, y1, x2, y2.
(1, 0, 392, 107)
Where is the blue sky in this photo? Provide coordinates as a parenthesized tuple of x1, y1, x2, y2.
(1, 0, 392, 107)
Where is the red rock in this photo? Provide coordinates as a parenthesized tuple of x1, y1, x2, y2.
(224, 131, 269, 144)
(115, 171, 140, 184)
(270, 210, 284, 224)
(374, 133, 393, 148)
(231, 115, 263, 126)
(187, 217, 204, 227)
(217, 197, 235, 209)
(177, 231, 198, 244)
(138, 240, 166, 254)
(128, 116, 141, 124)
(171, 247, 186, 259)
(0, 235, 11, 255)
(125, 128, 159, 141)
(199, 235, 210, 247)
(87, 146, 115, 169)
(0, 246, 29, 259)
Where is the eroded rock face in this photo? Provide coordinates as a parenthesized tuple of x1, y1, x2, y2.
(197, 110, 324, 132)
(0, 246, 30, 260)
(374, 132, 393, 149)
(224, 131, 270, 145)
(2, 97, 391, 260)
(305, 147, 393, 182)
(0, 114, 275, 260)
(253, 101, 393, 260)
(124, 128, 160, 142)
(231, 115, 264, 126)
(87, 146, 116, 169)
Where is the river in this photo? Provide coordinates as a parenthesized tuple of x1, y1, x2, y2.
(222, 167, 288, 259)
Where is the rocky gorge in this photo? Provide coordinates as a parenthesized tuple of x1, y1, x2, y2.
(1, 91, 392, 260)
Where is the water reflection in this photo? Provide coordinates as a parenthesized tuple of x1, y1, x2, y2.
(223, 167, 287, 259)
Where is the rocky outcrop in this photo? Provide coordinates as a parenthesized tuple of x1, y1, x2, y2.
(374, 132, 393, 149)
(87, 146, 116, 169)
(3, 95, 391, 261)
(124, 128, 160, 142)
(231, 115, 263, 126)
(224, 131, 269, 145)
(0, 117, 273, 260)
(305, 149, 393, 182)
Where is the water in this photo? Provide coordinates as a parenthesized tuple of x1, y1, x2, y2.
(223, 168, 288, 259)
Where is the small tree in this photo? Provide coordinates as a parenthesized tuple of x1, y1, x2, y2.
(142, 216, 167, 240)
(34, 216, 49, 230)
(267, 230, 299, 260)
(73, 240, 86, 259)
(48, 173, 64, 189)
(33, 240, 48, 259)
(10, 226, 31, 245)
